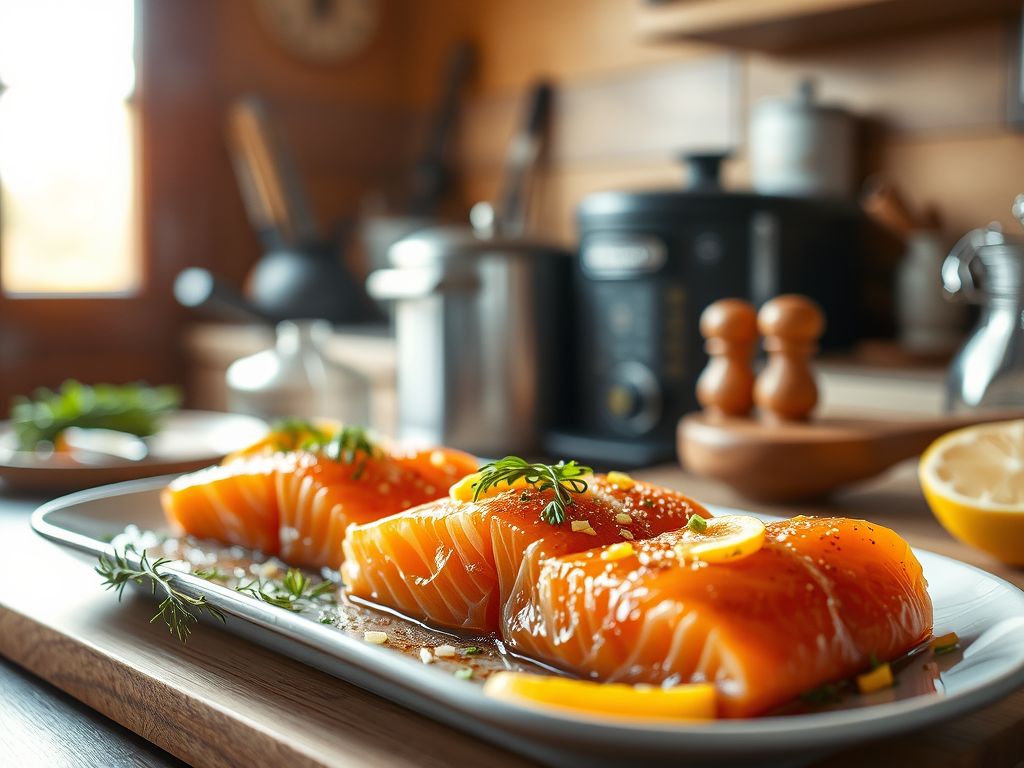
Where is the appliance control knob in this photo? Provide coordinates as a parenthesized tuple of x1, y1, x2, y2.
(603, 361, 662, 436)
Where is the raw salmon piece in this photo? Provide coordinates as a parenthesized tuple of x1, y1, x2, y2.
(161, 455, 281, 555)
(162, 436, 478, 570)
(276, 447, 478, 571)
(342, 476, 709, 634)
(503, 517, 932, 718)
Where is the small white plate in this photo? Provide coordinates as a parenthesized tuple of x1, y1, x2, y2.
(31, 481, 1024, 768)
(1, 411, 268, 491)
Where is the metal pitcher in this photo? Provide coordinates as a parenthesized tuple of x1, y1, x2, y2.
(943, 196, 1024, 411)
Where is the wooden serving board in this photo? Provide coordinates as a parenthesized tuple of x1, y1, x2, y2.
(3, 466, 1024, 768)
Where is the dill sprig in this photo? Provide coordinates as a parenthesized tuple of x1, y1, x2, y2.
(472, 457, 591, 525)
(234, 568, 337, 612)
(324, 425, 381, 480)
(95, 545, 225, 643)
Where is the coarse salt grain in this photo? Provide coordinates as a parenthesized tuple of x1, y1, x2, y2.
(364, 631, 388, 645)
(419, 648, 434, 664)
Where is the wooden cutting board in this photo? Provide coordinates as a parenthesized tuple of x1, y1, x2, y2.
(2, 467, 1024, 768)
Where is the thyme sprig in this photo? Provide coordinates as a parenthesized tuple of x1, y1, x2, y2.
(234, 568, 337, 612)
(96, 545, 225, 643)
(472, 457, 591, 525)
(325, 425, 381, 480)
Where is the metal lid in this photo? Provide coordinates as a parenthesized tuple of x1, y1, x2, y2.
(387, 224, 568, 267)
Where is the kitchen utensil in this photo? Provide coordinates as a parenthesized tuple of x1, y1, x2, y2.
(494, 82, 552, 239)
(359, 43, 474, 278)
(34, 480, 1024, 767)
(366, 81, 565, 456)
(750, 80, 856, 198)
(943, 199, 1024, 412)
(175, 96, 379, 325)
(226, 320, 370, 425)
(407, 41, 474, 217)
(549, 153, 860, 466)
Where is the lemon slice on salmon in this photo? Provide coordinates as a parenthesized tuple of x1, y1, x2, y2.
(483, 672, 716, 721)
(450, 471, 533, 502)
(920, 419, 1024, 565)
(674, 514, 766, 563)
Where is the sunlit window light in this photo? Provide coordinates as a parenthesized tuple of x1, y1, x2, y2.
(0, 0, 139, 297)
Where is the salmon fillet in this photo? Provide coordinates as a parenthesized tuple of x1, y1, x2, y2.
(162, 440, 477, 570)
(341, 476, 709, 633)
(503, 517, 933, 717)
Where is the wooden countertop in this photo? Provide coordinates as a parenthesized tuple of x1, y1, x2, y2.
(2, 463, 1024, 768)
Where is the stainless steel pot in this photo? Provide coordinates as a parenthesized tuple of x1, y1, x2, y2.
(366, 226, 571, 456)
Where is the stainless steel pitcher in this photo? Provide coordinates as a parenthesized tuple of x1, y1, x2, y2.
(943, 197, 1024, 411)
(366, 226, 571, 456)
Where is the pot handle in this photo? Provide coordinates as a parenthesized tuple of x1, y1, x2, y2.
(366, 268, 479, 300)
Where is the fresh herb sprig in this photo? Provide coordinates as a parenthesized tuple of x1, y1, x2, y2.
(12, 380, 181, 450)
(96, 545, 225, 643)
(472, 457, 592, 525)
(268, 418, 334, 453)
(234, 568, 337, 612)
(324, 425, 381, 480)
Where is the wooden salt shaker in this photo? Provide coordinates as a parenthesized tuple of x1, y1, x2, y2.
(695, 299, 758, 417)
(754, 294, 824, 421)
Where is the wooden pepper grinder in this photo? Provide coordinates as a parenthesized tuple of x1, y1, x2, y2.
(696, 298, 758, 416)
(754, 294, 825, 421)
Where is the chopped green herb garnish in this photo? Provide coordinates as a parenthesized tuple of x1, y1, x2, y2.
(96, 545, 224, 643)
(462, 646, 485, 655)
(799, 679, 849, 705)
(454, 668, 473, 680)
(641, 499, 654, 508)
(869, 652, 881, 669)
(933, 643, 959, 655)
(687, 515, 708, 533)
(472, 457, 591, 525)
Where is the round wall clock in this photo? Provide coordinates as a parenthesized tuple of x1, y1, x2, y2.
(254, 0, 381, 64)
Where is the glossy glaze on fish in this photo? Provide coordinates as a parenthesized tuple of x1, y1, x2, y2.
(341, 477, 709, 633)
(162, 443, 477, 570)
(503, 517, 932, 717)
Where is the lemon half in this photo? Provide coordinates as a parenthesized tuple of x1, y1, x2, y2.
(920, 419, 1024, 565)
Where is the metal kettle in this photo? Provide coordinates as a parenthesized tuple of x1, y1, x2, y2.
(943, 197, 1024, 411)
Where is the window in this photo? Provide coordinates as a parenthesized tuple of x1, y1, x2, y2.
(0, 0, 138, 296)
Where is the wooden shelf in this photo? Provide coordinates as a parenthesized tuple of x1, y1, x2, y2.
(636, 0, 1022, 52)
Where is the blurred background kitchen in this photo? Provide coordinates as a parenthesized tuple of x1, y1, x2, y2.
(4, 0, 1024, 467)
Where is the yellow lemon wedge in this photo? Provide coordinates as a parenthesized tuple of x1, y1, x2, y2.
(483, 672, 716, 721)
(674, 514, 766, 563)
(449, 472, 531, 503)
(920, 419, 1024, 565)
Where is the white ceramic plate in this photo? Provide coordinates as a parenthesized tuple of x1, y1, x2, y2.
(0, 411, 268, 491)
(31, 478, 1024, 768)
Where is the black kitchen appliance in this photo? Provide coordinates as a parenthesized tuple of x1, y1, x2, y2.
(544, 154, 861, 467)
